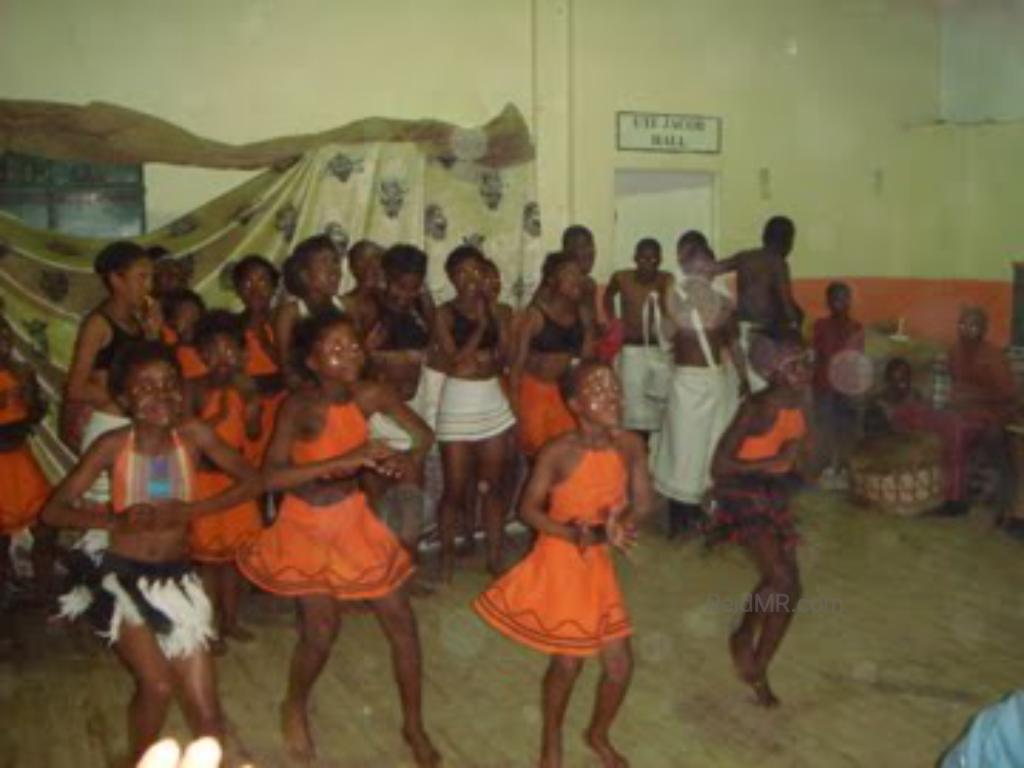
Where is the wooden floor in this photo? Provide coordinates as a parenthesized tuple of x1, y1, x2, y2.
(2, 490, 1022, 768)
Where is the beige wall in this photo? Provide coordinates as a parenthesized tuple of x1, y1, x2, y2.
(1, 0, 1018, 282)
(0, 0, 534, 228)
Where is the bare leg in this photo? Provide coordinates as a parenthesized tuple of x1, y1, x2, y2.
(198, 565, 226, 655)
(736, 531, 801, 706)
(477, 430, 510, 576)
(220, 564, 253, 642)
(584, 639, 632, 767)
(439, 441, 472, 583)
(29, 523, 58, 599)
(541, 655, 583, 768)
(169, 648, 224, 739)
(729, 576, 767, 685)
(750, 539, 801, 706)
(113, 622, 177, 761)
(282, 596, 342, 760)
(371, 590, 439, 767)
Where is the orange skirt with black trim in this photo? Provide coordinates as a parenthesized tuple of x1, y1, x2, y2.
(518, 374, 576, 456)
(473, 535, 631, 657)
(189, 471, 263, 563)
(0, 444, 50, 535)
(236, 492, 413, 600)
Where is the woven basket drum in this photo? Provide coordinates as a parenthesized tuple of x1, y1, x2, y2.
(849, 432, 944, 516)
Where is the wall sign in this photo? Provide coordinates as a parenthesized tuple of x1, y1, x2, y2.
(616, 111, 722, 154)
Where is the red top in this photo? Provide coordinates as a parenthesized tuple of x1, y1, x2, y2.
(949, 340, 1017, 421)
(812, 315, 864, 394)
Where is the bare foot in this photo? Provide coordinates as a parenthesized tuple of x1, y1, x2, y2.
(223, 624, 256, 643)
(584, 729, 629, 767)
(729, 629, 757, 683)
(281, 701, 315, 762)
(402, 726, 441, 767)
(751, 678, 780, 708)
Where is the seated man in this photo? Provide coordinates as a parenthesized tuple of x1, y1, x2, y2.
(949, 306, 1018, 424)
(868, 304, 1020, 519)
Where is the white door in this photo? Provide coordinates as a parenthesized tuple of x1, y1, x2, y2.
(612, 170, 716, 282)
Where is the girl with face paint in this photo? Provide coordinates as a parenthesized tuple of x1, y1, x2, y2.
(475, 361, 652, 768)
(707, 330, 812, 708)
(235, 311, 439, 767)
(43, 342, 260, 763)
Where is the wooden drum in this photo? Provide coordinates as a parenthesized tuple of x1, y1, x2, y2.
(849, 432, 944, 516)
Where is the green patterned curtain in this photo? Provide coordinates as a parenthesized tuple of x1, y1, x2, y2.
(0, 104, 542, 479)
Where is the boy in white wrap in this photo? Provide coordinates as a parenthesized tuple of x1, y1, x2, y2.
(652, 241, 748, 537)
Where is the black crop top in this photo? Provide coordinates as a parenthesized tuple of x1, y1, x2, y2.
(94, 311, 144, 371)
(451, 306, 498, 350)
(529, 306, 583, 354)
(376, 303, 430, 351)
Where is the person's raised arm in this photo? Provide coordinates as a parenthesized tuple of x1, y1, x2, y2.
(712, 251, 744, 276)
(272, 301, 302, 388)
(434, 303, 488, 367)
(776, 259, 804, 328)
(509, 307, 542, 418)
(580, 304, 596, 360)
(603, 272, 622, 324)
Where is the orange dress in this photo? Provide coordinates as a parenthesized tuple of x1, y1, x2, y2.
(162, 326, 208, 380)
(243, 324, 284, 464)
(518, 374, 577, 457)
(474, 449, 632, 656)
(188, 387, 262, 562)
(711, 407, 807, 549)
(236, 401, 413, 599)
(0, 369, 50, 535)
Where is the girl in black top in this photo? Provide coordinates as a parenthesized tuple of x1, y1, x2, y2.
(433, 246, 516, 581)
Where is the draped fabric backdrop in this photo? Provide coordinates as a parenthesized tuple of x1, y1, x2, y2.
(0, 100, 542, 479)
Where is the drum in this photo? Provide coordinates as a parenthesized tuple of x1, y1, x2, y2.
(849, 432, 944, 516)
